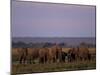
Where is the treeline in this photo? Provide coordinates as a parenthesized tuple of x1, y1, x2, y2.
(12, 41, 95, 48)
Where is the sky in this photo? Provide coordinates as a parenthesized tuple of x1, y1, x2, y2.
(12, 1, 96, 37)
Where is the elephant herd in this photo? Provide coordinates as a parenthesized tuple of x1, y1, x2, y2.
(12, 45, 91, 64)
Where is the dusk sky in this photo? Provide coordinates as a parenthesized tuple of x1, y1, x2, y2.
(12, 1, 96, 37)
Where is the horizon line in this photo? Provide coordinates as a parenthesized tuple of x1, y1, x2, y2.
(12, 36, 96, 38)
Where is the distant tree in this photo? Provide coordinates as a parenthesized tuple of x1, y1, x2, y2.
(43, 42, 52, 48)
(16, 41, 27, 48)
(80, 42, 88, 48)
(12, 41, 16, 45)
(87, 43, 96, 48)
(58, 42, 65, 47)
(28, 42, 34, 47)
(12, 41, 17, 48)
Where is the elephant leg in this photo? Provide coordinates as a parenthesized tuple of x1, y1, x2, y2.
(84, 57, 86, 61)
(48, 57, 52, 63)
(83, 57, 85, 61)
(53, 57, 55, 63)
(67, 55, 71, 62)
(85, 56, 88, 61)
(71, 54, 75, 62)
(23, 56, 27, 64)
(41, 58, 43, 63)
(40, 57, 44, 64)
(39, 58, 41, 63)
(61, 55, 65, 62)
(53, 56, 56, 63)
(42, 57, 45, 64)
(45, 55, 47, 63)
(62, 57, 65, 62)
(44, 57, 46, 64)
(29, 57, 31, 64)
(81, 56, 85, 61)
(79, 56, 82, 61)
(49, 57, 53, 63)
(88, 54, 91, 61)
(47, 58, 50, 63)
(68, 58, 71, 62)
(59, 54, 63, 63)
(46, 56, 49, 63)
(23, 57, 26, 64)
(68, 57, 71, 62)
(19, 55, 23, 64)
(76, 55, 80, 62)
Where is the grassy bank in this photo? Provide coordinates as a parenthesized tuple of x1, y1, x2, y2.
(11, 61, 96, 75)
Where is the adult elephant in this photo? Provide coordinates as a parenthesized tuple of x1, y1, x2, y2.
(12, 48, 40, 64)
(16, 48, 28, 64)
(39, 48, 49, 63)
(12, 48, 22, 62)
(27, 48, 39, 64)
(67, 47, 91, 62)
(47, 45, 62, 63)
(78, 47, 91, 61)
(67, 48, 76, 62)
(68, 48, 79, 62)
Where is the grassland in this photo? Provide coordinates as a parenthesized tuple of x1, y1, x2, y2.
(12, 61, 96, 75)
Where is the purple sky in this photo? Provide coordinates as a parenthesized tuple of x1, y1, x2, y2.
(12, 1, 96, 37)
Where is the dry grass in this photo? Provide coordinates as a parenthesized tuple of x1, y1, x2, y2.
(11, 61, 96, 75)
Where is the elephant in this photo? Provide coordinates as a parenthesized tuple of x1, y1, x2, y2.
(46, 45, 62, 63)
(18, 48, 28, 64)
(27, 48, 39, 64)
(12, 48, 40, 64)
(68, 48, 78, 62)
(46, 47, 56, 63)
(39, 48, 49, 63)
(67, 47, 91, 62)
(78, 47, 91, 61)
(12, 48, 28, 64)
(12, 48, 22, 62)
